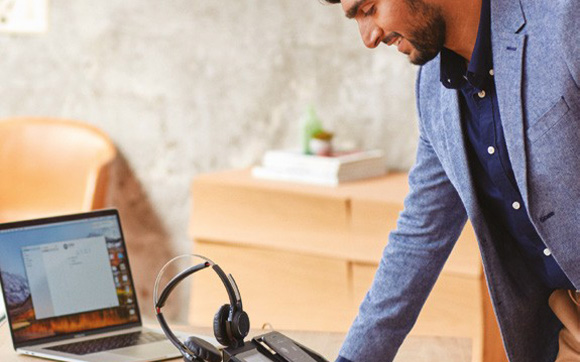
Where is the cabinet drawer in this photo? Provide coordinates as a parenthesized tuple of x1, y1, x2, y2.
(191, 178, 352, 258)
(189, 241, 355, 332)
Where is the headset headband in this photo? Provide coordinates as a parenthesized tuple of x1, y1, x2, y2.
(153, 255, 244, 360)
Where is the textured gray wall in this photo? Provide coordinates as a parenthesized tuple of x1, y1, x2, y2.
(0, 1, 418, 316)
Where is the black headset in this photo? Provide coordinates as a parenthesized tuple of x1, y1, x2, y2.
(154, 256, 250, 362)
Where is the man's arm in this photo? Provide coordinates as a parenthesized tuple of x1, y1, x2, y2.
(338, 70, 468, 362)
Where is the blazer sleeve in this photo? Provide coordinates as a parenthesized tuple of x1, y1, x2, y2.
(338, 68, 469, 362)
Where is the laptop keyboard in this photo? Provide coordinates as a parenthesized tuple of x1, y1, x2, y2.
(47, 331, 167, 355)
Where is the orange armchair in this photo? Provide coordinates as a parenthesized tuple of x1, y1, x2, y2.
(0, 118, 117, 222)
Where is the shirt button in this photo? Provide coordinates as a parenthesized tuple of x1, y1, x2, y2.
(487, 146, 495, 155)
(512, 201, 521, 210)
(489, 69, 494, 76)
(478, 90, 486, 98)
(543, 248, 552, 256)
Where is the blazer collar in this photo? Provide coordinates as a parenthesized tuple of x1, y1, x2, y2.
(491, 0, 526, 34)
(439, 0, 529, 214)
(490, 0, 529, 205)
(440, 85, 478, 217)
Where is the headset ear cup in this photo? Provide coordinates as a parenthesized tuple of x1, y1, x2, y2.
(231, 311, 250, 340)
(213, 304, 232, 347)
(184, 336, 222, 362)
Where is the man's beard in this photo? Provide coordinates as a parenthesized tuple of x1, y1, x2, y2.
(405, 0, 446, 65)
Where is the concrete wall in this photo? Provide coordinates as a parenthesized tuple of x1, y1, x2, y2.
(0, 0, 419, 318)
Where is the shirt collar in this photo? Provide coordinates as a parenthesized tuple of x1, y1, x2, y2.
(440, 0, 492, 90)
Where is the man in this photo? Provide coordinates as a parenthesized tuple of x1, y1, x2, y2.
(319, 0, 579, 361)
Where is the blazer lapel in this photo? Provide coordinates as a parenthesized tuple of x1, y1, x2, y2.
(441, 87, 477, 216)
(491, 0, 529, 204)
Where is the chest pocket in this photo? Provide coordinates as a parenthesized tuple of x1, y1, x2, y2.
(526, 95, 580, 210)
(526, 96, 580, 167)
(527, 97, 572, 143)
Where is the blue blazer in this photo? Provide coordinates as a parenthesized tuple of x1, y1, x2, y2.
(339, 0, 579, 361)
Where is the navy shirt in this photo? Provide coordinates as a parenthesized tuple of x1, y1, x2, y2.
(439, 0, 573, 290)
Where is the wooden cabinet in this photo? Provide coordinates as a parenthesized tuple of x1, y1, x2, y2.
(188, 169, 507, 362)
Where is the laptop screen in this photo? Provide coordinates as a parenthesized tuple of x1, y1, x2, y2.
(0, 210, 141, 347)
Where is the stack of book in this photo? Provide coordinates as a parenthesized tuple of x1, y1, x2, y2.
(252, 149, 387, 186)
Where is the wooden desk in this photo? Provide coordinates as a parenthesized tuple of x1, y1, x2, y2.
(0, 321, 472, 361)
(188, 169, 507, 362)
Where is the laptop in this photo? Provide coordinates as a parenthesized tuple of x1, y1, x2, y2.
(0, 209, 181, 362)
